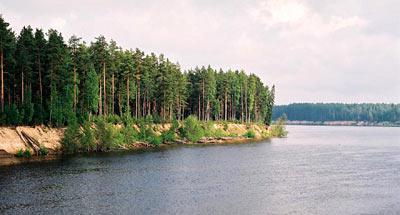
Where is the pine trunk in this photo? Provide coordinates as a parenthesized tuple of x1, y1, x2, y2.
(21, 71, 24, 104)
(198, 94, 201, 119)
(137, 79, 140, 118)
(103, 62, 107, 115)
(111, 74, 115, 115)
(202, 80, 205, 121)
(0, 51, 3, 112)
(99, 77, 102, 115)
(126, 76, 130, 114)
(73, 65, 77, 111)
(38, 56, 43, 110)
(224, 88, 227, 121)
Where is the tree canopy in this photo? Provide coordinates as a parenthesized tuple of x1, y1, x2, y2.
(0, 15, 275, 126)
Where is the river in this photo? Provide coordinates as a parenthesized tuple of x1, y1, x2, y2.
(1, 125, 400, 214)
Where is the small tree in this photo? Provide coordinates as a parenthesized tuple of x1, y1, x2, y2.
(181, 115, 204, 142)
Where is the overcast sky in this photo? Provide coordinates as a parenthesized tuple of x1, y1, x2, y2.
(1, 0, 399, 104)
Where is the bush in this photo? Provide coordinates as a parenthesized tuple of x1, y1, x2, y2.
(222, 121, 228, 131)
(181, 115, 204, 142)
(23, 149, 31, 158)
(62, 120, 82, 153)
(148, 135, 162, 146)
(243, 129, 256, 138)
(38, 146, 48, 156)
(211, 128, 228, 138)
(122, 124, 139, 144)
(270, 115, 288, 138)
(121, 114, 134, 126)
(161, 129, 175, 143)
(16, 149, 24, 157)
(95, 118, 117, 151)
(105, 114, 121, 124)
(81, 120, 96, 152)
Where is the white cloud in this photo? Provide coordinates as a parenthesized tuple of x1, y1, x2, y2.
(250, 0, 309, 27)
(49, 17, 66, 30)
(329, 16, 367, 31)
(249, 0, 367, 37)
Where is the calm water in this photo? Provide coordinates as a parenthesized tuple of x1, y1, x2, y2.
(1, 125, 400, 214)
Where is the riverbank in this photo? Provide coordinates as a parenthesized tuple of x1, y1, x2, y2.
(0, 120, 285, 165)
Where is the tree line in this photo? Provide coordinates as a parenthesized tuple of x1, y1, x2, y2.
(0, 16, 275, 126)
(273, 103, 400, 122)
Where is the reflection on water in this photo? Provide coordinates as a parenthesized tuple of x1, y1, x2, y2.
(1, 126, 400, 214)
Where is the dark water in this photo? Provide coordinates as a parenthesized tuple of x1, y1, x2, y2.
(1, 126, 400, 214)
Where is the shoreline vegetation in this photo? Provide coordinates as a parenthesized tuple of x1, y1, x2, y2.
(0, 116, 288, 165)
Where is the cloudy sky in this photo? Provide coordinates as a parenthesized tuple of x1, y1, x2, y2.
(1, 0, 399, 104)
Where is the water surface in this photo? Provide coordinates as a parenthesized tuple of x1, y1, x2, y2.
(1, 126, 400, 214)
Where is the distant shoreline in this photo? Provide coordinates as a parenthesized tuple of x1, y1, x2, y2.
(285, 120, 400, 127)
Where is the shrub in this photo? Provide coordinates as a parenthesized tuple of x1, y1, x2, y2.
(16, 149, 24, 157)
(95, 118, 118, 151)
(161, 129, 175, 143)
(105, 114, 121, 124)
(62, 120, 81, 154)
(222, 121, 228, 131)
(212, 128, 228, 138)
(202, 121, 214, 137)
(81, 120, 96, 152)
(121, 113, 134, 126)
(243, 129, 256, 138)
(23, 149, 31, 158)
(122, 124, 139, 144)
(38, 145, 48, 156)
(161, 116, 180, 143)
(269, 115, 288, 138)
(148, 135, 162, 146)
(181, 115, 204, 142)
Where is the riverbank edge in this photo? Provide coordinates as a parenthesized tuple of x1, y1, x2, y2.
(0, 123, 279, 166)
(0, 135, 270, 166)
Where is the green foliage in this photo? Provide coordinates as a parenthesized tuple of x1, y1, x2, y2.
(181, 115, 204, 142)
(122, 124, 139, 144)
(222, 121, 228, 131)
(210, 128, 228, 138)
(16, 149, 24, 157)
(61, 119, 81, 153)
(161, 129, 175, 143)
(81, 120, 96, 152)
(148, 135, 162, 146)
(23, 149, 31, 158)
(0, 15, 275, 133)
(269, 115, 288, 138)
(243, 129, 256, 138)
(38, 146, 48, 156)
(94, 118, 114, 151)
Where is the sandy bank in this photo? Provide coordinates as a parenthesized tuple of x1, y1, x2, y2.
(0, 123, 270, 160)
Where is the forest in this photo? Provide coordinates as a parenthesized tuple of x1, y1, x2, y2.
(273, 103, 400, 123)
(0, 16, 275, 127)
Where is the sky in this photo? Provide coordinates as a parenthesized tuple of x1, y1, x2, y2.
(1, 0, 399, 104)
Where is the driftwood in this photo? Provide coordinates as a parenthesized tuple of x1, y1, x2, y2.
(15, 128, 41, 155)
